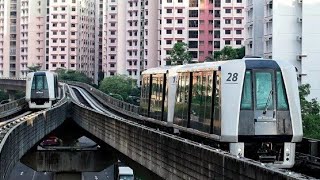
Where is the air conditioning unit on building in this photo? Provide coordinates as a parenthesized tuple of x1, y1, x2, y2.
(296, 36, 302, 41)
(296, 54, 307, 61)
(298, 0, 303, 4)
(297, 17, 302, 23)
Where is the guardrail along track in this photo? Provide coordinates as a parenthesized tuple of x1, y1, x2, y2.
(0, 98, 27, 119)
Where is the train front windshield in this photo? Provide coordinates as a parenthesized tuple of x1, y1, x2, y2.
(241, 70, 289, 111)
(32, 74, 48, 91)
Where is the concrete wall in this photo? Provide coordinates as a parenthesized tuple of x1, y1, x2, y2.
(0, 78, 26, 91)
(71, 103, 304, 180)
(0, 101, 68, 180)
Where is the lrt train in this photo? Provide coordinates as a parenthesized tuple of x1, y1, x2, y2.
(140, 58, 303, 168)
(26, 71, 59, 109)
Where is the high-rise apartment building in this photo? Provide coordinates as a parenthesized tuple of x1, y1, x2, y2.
(0, 0, 99, 83)
(103, 0, 246, 84)
(245, 0, 320, 99)
(159, 0, 246, 65)
(0, 0, 46, 78)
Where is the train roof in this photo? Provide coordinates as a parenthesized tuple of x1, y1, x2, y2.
(141, 58, 292, 74)
(142, 66, 178, 75)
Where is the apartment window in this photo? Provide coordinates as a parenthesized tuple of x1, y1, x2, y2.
(71, 16, 76, 19)
(177, 19, 183, 24)
(61, 47, 65, 51)
(225, 19, 231, 24)
(177, 9, 183, 13)
(61, 31, 65, 35)
(214, 41, 220, 48)
(166, 40, 172, 44)
(53, 31, 57, 35)
(53, 55, 57, 59)
(61, 7, 65, 11)
(71, 48, 75, 51)
(166, 29, 172, 34)
(236, 30, 242, 34)
(225, 30, 231, 34)
(225, 9, 231, 13)
(53, 15, 57, 19)
(236, 19, 242, 24)
(177, 30, 183, 34)
(225, 0, 231, 2)
(61, 39, 65, 43)
(167, 0, 172, 2)
(72, 0, 76, 3)
(53, 23, 57, 27)
(236, 9, 242, 13)
(53, 47, 57, 51)
(178, 0, 183, 2)
(52, 63, 56, 67)
(225, 40, 231, 45)
(61, 23, 65, 27)
(166, 9, 172, 13)
(61, 63, 65, 67)
(72, 7, 76, 11)
(237, 0, 242, 3)
(71, 64, 75, 67)
(61, 15, 65, 19)
(236, 40, 242, 45)
(166, 19, 172, 24)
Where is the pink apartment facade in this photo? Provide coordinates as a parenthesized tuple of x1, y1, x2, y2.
(102, 0, 246, 85)
(0, 0, 100, 83)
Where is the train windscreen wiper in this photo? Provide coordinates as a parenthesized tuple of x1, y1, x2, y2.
(263, 89, 273, 115)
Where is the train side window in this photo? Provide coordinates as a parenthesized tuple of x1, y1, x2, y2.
(240, 71, 253, 110)
(276, 71, 289, 110)
(43, 76, 48, 90)
(174, 73, 189, 127)
(32, 77, 36, 90)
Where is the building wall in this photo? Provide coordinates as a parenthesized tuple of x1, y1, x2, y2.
(246, 0, 320, 99)
(0, 0, 98, 82)
(301, 0, 320, 99)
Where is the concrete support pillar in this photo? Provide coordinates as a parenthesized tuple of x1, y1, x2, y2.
(54, 173, 82, 180)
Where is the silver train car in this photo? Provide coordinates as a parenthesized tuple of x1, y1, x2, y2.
(140, 59, 303, 168)
(25, 71, 59, 109)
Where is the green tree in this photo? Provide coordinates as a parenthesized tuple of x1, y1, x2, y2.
(299, 84, 320, 139)
(99, 75, 140, 103)
(56, 69, 93, 84)
(28, 65, 41, 72)
(0, 90, 9, 102)
(166, 42, 192, 65)
(205, 46, 245, 62)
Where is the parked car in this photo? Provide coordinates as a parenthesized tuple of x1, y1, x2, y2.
(41, 136, 60, 146)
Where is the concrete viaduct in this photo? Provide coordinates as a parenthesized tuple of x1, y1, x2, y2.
(0, 78, 307, 180)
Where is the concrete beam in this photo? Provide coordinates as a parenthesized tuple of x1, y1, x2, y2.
(71, 103, 306, 180)
(54, 173, 81, 180)
(0, 79, 26, 91)
(21, 149, 116, 172)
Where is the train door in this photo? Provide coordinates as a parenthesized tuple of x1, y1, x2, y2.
(253, 70, 277, 135)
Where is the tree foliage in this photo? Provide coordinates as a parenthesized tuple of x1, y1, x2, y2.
(99, 75, 140, 104)
(28, 65, 41, 72)
(205, 46, 245, 62)
(0, 90, 9, 102)
(166, 42, 192, 65)
(56, 69, 92, 84)
(299, 84, 320, 139)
